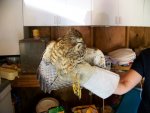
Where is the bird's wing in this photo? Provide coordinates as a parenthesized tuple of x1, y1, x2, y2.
(37, 41, 72, 93)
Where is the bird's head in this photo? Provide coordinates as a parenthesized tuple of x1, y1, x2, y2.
(57, 28, 86, 59)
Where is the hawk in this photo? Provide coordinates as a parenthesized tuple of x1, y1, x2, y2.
(37, 28, 108, 98)
(38, 28, 86, 97)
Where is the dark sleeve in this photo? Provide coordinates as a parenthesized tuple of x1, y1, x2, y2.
(131, 51, 144, 77)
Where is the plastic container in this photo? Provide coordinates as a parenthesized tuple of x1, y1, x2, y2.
(32, 29, 40, 40)
(36, 97, 59, 113)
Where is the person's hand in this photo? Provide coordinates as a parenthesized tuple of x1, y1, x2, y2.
(76, 62, 120, 99)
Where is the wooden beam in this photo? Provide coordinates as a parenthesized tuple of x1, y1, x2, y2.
(125, 26, 130, 48)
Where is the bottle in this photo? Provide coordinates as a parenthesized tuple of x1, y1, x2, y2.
(32, 29, 40, 40)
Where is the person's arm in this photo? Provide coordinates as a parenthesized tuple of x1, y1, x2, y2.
(114, 69, 142, 95)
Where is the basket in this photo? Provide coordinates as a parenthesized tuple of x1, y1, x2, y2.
(36, 97, 59, 113)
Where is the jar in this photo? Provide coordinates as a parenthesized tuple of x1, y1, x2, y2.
(32, 29, 40, 40)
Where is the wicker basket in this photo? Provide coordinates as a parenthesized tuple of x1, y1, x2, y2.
(36, 97, 59, 113)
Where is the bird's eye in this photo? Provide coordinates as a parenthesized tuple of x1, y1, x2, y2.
(77, 45, 81, 49)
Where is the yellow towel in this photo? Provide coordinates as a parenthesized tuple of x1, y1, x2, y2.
(0, 67, 18, 80)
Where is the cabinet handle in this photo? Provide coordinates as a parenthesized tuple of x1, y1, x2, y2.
(119, 16, 121, 24)
(58, 16, 61, 25)
(54, 16, 57, 25)
(115, 16, 119, 24)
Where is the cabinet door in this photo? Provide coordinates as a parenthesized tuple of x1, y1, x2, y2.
(92, 0, 117, 26)
(54, 0, 68, 26)
(23, 0, 67, 26)
(59, 0, 91, 26)
(118, 0, 143, 26)
(143, 0, 150, 26)
(23, 0, 55, 26)
(23, 0, 91, 26)
(0, 0, 23, 55)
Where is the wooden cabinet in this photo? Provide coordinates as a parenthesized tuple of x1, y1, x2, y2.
(143, 0, 150, 26)
(23, 0, 91, 26)
(92, 0, 144, 26)
(0, 0, 24, 55)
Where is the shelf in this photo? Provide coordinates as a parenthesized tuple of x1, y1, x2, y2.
(11, 74, 40, 87)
